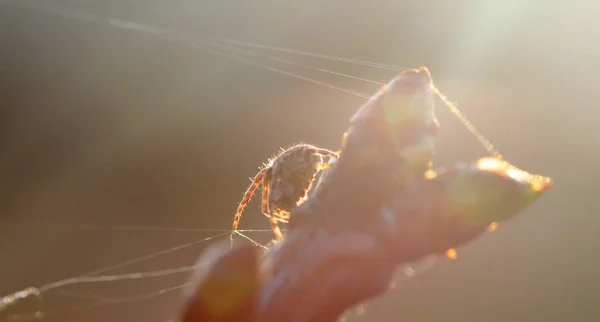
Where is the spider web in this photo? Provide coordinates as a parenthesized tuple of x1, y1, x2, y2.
(0, 1, 502, 321)
(0, 225, 271, 321)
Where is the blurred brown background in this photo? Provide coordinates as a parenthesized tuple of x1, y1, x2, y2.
(1, 0, 598, 321)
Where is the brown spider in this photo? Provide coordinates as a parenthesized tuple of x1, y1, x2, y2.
(232, 143, 339, 239)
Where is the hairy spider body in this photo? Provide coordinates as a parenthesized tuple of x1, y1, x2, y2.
(232, 143, 338, 239)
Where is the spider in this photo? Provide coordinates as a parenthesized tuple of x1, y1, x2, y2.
(232, 143, 339, 239)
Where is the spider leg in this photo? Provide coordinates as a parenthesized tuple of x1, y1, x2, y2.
(312, 147, 340, 171)
(260, 168, 286, 239)
(270, 210, 289, 240)
(335, 132, 348, 155)
(264, 211, 290, 223)
(311, 147, 340, 159)
(232, 168, 266, 231)
(260, 168, 272, 221)
(315, 162, 333, 171)
(304, 162, 332, 198)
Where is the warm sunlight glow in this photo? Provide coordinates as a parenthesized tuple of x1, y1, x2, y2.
(445, 248, 458, 260)
(379, 84, 388, 94)
(488, 221, 499, 232)
(340, 131, 348, 148)
(424, 169, 438, 179)
(476, 157, 553, 192)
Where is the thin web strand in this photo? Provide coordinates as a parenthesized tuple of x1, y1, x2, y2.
(3, 0, 408, 71)
(230, 230, 269, 250)
(194, 38, 387, 86)
(179, 34, 500, 157)
(0, 231, 267, 312)
(0, 1, 369, 99)
(196, 38, 501, 157)
(2, 0, 499, 157)
(431, 86, 502, 157)
(0, 221, 271, 233)
(79, 232, 230, 277)
(198, 35, 409, 71)
(6, 282, 197, 321)
(168, 38, 370, 99)
(1, 267, 194, 311)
